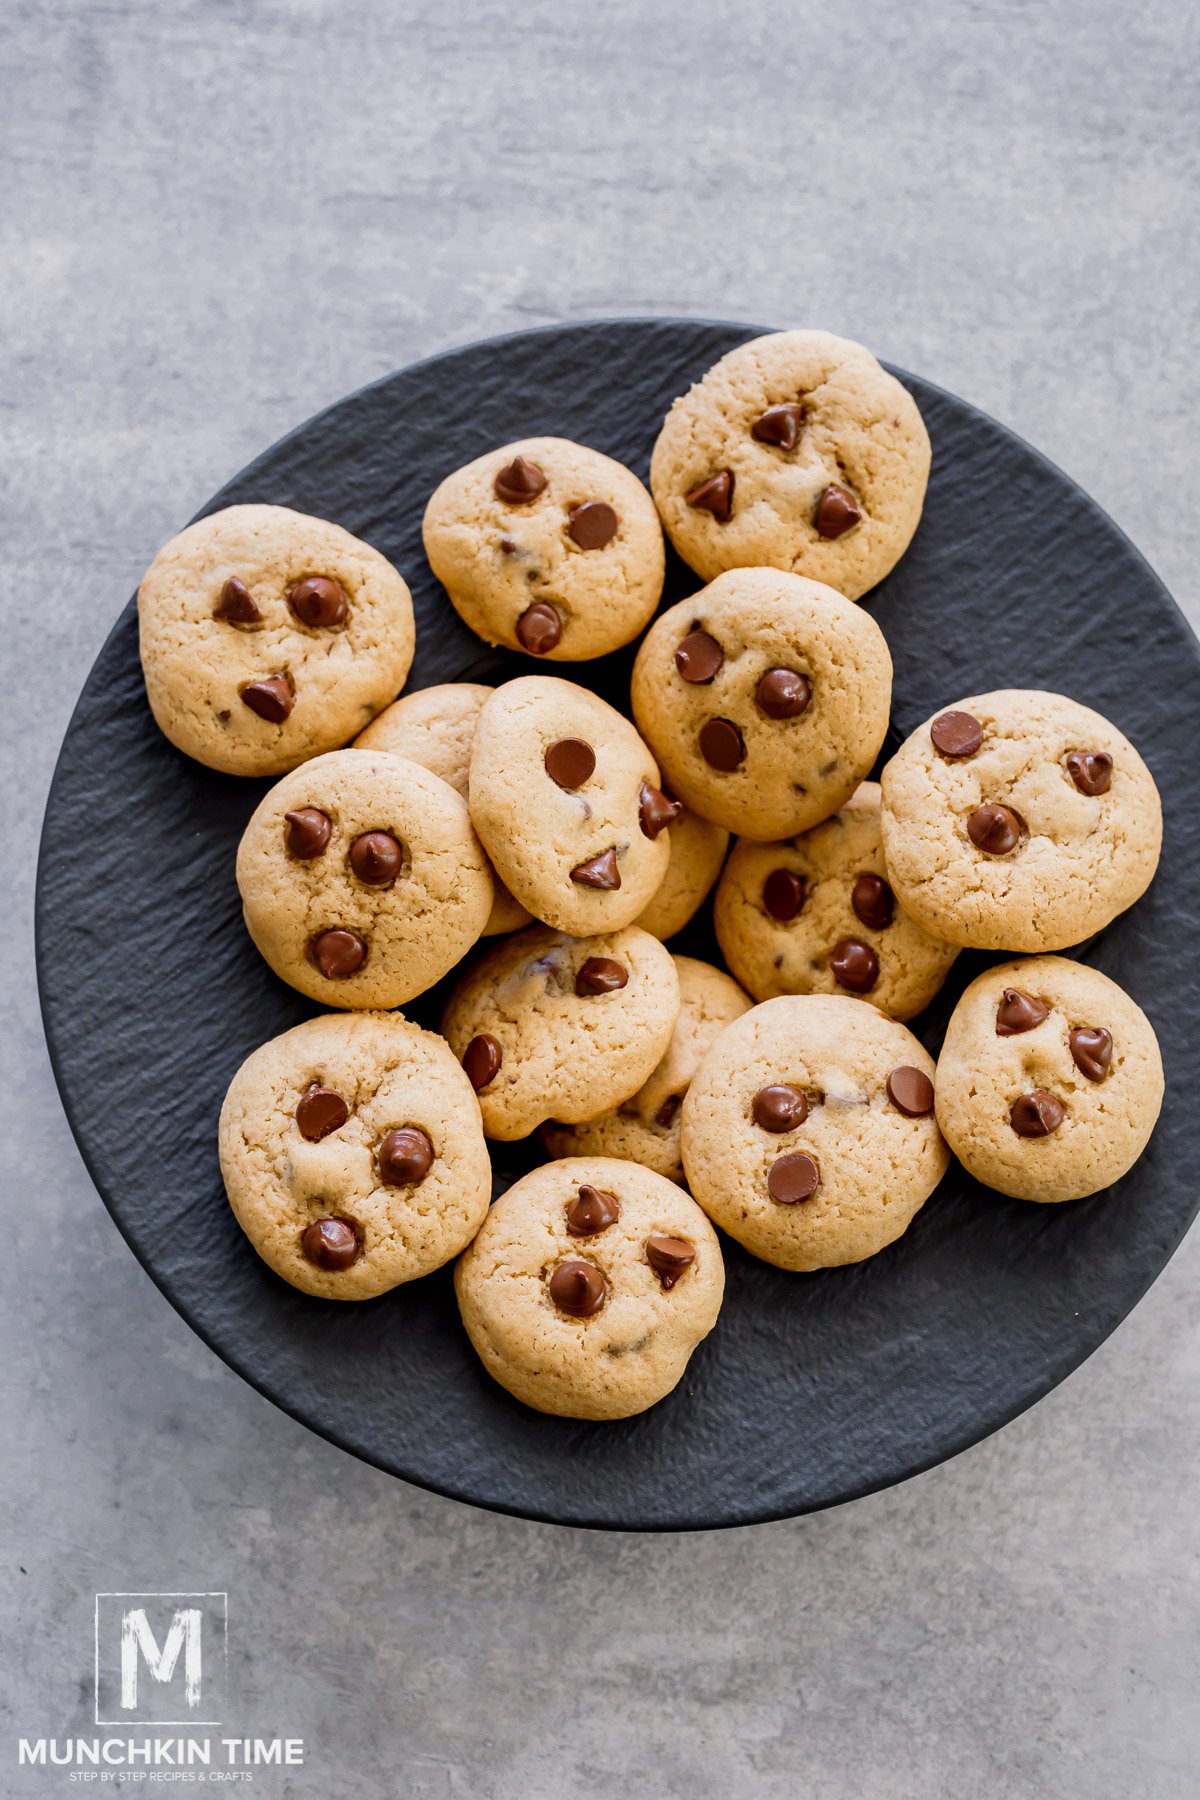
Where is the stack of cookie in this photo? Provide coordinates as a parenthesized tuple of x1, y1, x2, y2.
(137, 329, 1165, 1423)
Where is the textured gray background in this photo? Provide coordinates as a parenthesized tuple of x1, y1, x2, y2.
(3, 2, 1199, 1795)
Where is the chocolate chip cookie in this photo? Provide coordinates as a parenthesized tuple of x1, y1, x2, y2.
(630, 568, 892, 840)
(139, 503, 415, 775)
(934, 956, 1164, 1202)
(681, 994, 948, 1270)
(440, 923, 679, 1141)
(714, 782, 958, 1019)
(650, 330, 930, 598)
(541, 956, 752, 1180)
(631, 803, 730, 940)
(455, 1156, 724, 1418)
(423, 437, 664, 660)
(219, 1011, 492, 1298)
(354, 681, 530, 934)
(236, 748, 493, 1009)
(880, 690, 1162, 951)
(468, 676, 673, 935)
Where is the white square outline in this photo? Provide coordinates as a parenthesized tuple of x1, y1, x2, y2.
(94, 1592, 228, 1726)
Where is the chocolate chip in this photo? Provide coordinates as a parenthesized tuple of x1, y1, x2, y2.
(310, 928, 368, 979)
(995, 988, 1049, 1035)
(463, 1034, 501, 1090)
(516, 601, 562, 654)
(544, 737, 595, 789)
(685, 470, 734, 522)
(763, 868, 806, 921)
(567, 501, 618, 549)
(699, 718, 745, 771)
(494, 455, 546, 504)
(575, 956, 627, 996)
(851, 872, 894, 931)
(645, 1235, 695, 1289)
(756, 669, 811, 719)
(639, 783, 682, 839)
(767, 1152, 820, 1204)
(675, 630, 723, 683)
(288, 576, 348, 628)
(1010, 1090, 1065, 1137)
(886, 1066, 935, 1116)
(295, 1081, 349, 1141)
(566, 1185, 620, 1236)
(814, 483, 861, 538)
(930, 710, 984, 758)
(377, 1126, 434, 1185)
(1066, 751, 1113, 796)
(241, 675, 293, 723)
(830, 938, 879, 993)
(655, 1095, 682, 1128)
(751, 402, 805, 449)
(968, 803, 1023, 855)
(301, 1217, 360, 1271)
(499, 535, 518, 555)
(347, 830, 403, 887)
(284, 807, 332, 860)
(547, 1260, 607, 1317)
(213, 576, 261, 624)
(1069, 1026, 1113, 1082)
(752, 1084, 808, 1132)
(570, 847, 620, 889)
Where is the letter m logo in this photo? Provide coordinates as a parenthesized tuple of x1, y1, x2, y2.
(95, 1593, 227, 1725)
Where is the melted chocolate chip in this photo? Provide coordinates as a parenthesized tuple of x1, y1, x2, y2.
(463, 1034, 502, 1090)
(570, 848, 620, 889)
(349, 831, 403, 886)
(685, 470, 734, 522)
(830, 938, 879, 993)
(995, 988, 1049, 1035)
(767, 1152, 820, 1204)
(699, 718, 745, 771)
(241, 675, 293, 723)
(639, 782, 682, 839)
(814, 483, 861, 537)
(1066, 751, 1113, 796)
(547, 1260, 607, 1317)
(310, 928, 368, 979)
(213, 576, 261, 624)
(645, 1235, 695, 1289)
(295, 1082, 349, 1141)
(752, 1084, 808, 1132)
(1069, 1026, 1113, 1082)
(544, 737, 595, 789)
(1010, 1090, 1065, 1137)
(756, 669, 811, 719)
(494, 455, 546, 504)
(377, 1126, 434, 1185)
(886, 1066, 935, 1117)
(930, 710, 984, 758)
(675, 630, 723, 683)
(284, 807, 332, 860)
(851, 872, 893, 931)
(566, 1185, 620, 1236)
(567, 501, 618, 549)
(301, 1217, 360, 1271)
(288, 576, 348, 628)
(751, 402, 805, 449)
(516, 601, 562, 654)
(499, 535, 518, 555)
(575, 956, 628, 996)
(968, 803, 1023, 855)
(763, 868, 806, 921)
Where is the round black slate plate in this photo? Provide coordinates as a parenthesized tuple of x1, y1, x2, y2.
(37, 320, 1199, 1531)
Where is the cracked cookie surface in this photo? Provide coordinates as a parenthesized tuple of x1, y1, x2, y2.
(455, 1156, 724, 1418)
(650, 330, 930, 597)
(219, 1011, 492, 1298)
(139, 503, 414, 775)
(236, 748, 493, 1009)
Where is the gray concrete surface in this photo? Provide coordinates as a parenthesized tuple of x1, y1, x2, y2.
(3, 2, 1199, 1795)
